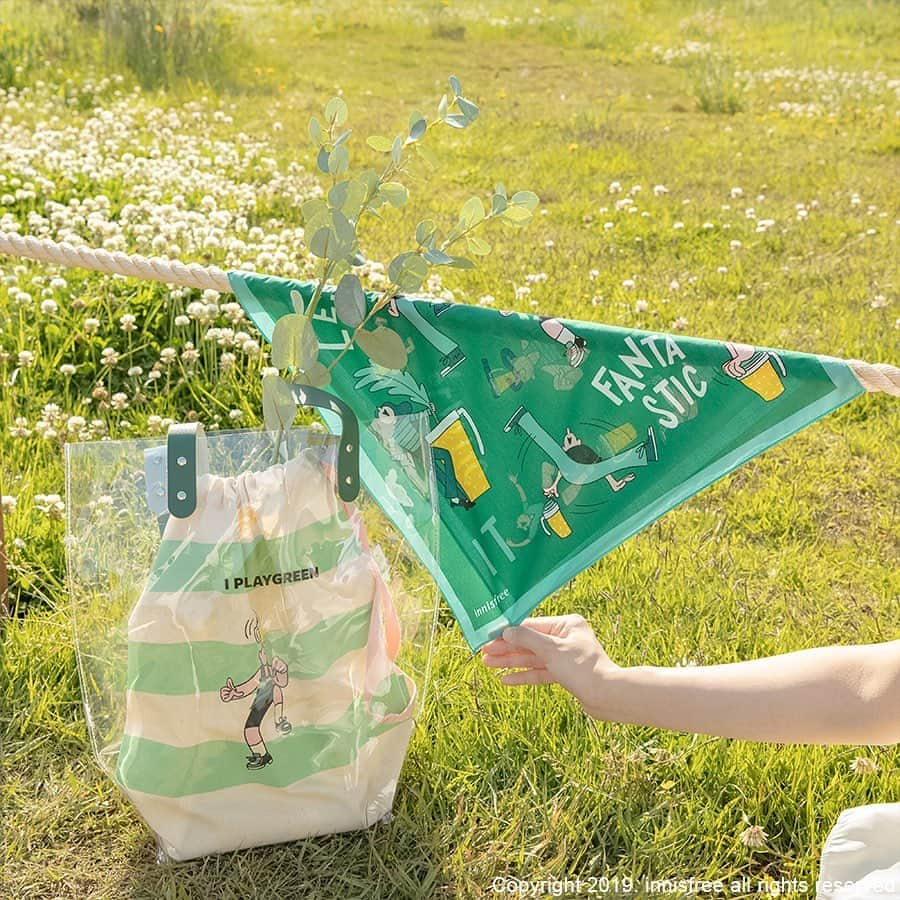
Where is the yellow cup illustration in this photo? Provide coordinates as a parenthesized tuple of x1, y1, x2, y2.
(740, 353, 785, 401)
(605, 422, 638, 454)
(541, 500, 572, 539)
(427, 409, 490, 503)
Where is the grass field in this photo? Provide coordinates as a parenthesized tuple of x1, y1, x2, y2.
(1, 1, 898, 897)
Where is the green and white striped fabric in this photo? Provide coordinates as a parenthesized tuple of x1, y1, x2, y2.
(116, 448, 415, 860)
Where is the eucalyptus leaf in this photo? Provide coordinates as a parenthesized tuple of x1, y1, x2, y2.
(262, 373, 299, 432)
(388, 252, 429, 292)
(380, 181, 409, 208)
(457, 97, 480, 121)
(328, 144, 350, 176)
(309, 209, 357, 261)
(500, 205, 533, 226)
(437, 93, 449, 120)
(333, 273, 367, 328)
(511, 190, 540, 211)
(356, 326, 408, 370)
(290, 288, 307, 315)
(271, 313, 309, 369)
(317, 146, 331, 173)
(491, 192, 508, 215)
(424, 247, 454, 265)
(324, 96, 348, 127)
(301, 198, 328, 225)
(447, 255, 476, 270)
(444, 113, 469, 129)
(460, 196, 485, 226)
(300, 315, 320, 370)
(302, 360, 331, 388)
(329, 179, 367, 219)
(495, 182, 507, 199)
(449, 75, 462, 97)
(408, 117, 427, 142)
(334, 129, 352, 148)
(308, 116, 323, 146)
(415, 219, 437, 245)
(391, 135, 403, 165)
(467, 235, 491, 256)
(366, 135, 393, 152)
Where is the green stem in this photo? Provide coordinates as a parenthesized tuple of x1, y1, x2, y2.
(324, 284, 399, 374)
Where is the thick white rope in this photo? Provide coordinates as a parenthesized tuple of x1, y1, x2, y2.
(0, 230, 232, 293)
(0, 230, 898, 396)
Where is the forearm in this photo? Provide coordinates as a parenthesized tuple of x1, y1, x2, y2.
(595, 641, 900, 745)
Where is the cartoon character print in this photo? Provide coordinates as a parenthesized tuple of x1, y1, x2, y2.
(540, 318, 587, 368)
(219, 619, 291, 771)
(503, 406, 660, 541)
(721, 342, 786, 402)
(387, 296, 466, 377)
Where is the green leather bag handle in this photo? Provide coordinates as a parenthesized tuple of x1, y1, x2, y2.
(165, 386, 360, 519)
(286, 383, 360, 503)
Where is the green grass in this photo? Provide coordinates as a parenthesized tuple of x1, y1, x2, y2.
(1, 0, 899, 897)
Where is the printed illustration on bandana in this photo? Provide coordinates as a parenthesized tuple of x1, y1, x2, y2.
(721, 342, 787, 401)
(503, 406, 660, 543)
(359, 365, 492, 510)
(219, 617, 291, 771)
(388, 296, 466, 377)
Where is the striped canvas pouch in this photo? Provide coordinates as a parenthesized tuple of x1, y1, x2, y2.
(115, 447, 415, 860)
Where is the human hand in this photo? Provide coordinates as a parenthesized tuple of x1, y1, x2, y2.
(481, 614, 619, 718)
(220, 677, 239, 702)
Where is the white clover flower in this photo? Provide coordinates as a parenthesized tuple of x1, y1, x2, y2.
(515, 286, 531, 298)
(673, 316, 688, 331)
(850, 756, 879, 775)
(101, 347, 119, 367)
(17, 350, 35, 368)
(730, 187, 744, 198)
(603, 222, 614, 230)
(174, 314, 190, 327)
(739, 825, 768, 849)
(635, 299, 649, 313)
(544, 239, 555, 249)
(2, 495, 17, 514)
(84, 317, 101, 334)
(67, 415, 86, 432)
(608, 181, 622, 194)
(9, 417, 32, 438)
(40, 299, 59, 315)
(59, 363, 77, 376)
(730, 240, 743, 250)
(34, 493, 65, 519)
(261, 367, 279, 378)
(673, 221, 684, 230)
(120, 313, 137, 332)
(110, 393, 129, 410)
(717, 266, 728, 274)
(220, 352, 237, 370)
(126, 366, 143, 378)
(241, 340, 260, 357)
(50, 276, 67, 291)
(181, 343, 200, 364)
(621, 278, 635, 290)
(228, 409, 243, 421)
(479, 295, 495, 306)
(653, 184, 669, 196)
(147, 369, 162, 382)
(870, 294, 889, 309)
(91, 420, 108, 435)
(159, 347, 177, 364)
(146, 415, 163, 434)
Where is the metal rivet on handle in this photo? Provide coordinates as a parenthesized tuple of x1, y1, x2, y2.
(177, 456, 187, 467)
(176, 490, 187, 501)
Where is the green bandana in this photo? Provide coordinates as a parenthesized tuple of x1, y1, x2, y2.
(230, 272, 863, 649)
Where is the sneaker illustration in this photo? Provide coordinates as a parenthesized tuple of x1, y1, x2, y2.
(246, 752, 274, 770)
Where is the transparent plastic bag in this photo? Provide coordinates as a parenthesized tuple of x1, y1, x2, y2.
(65, 413, 438, 860)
